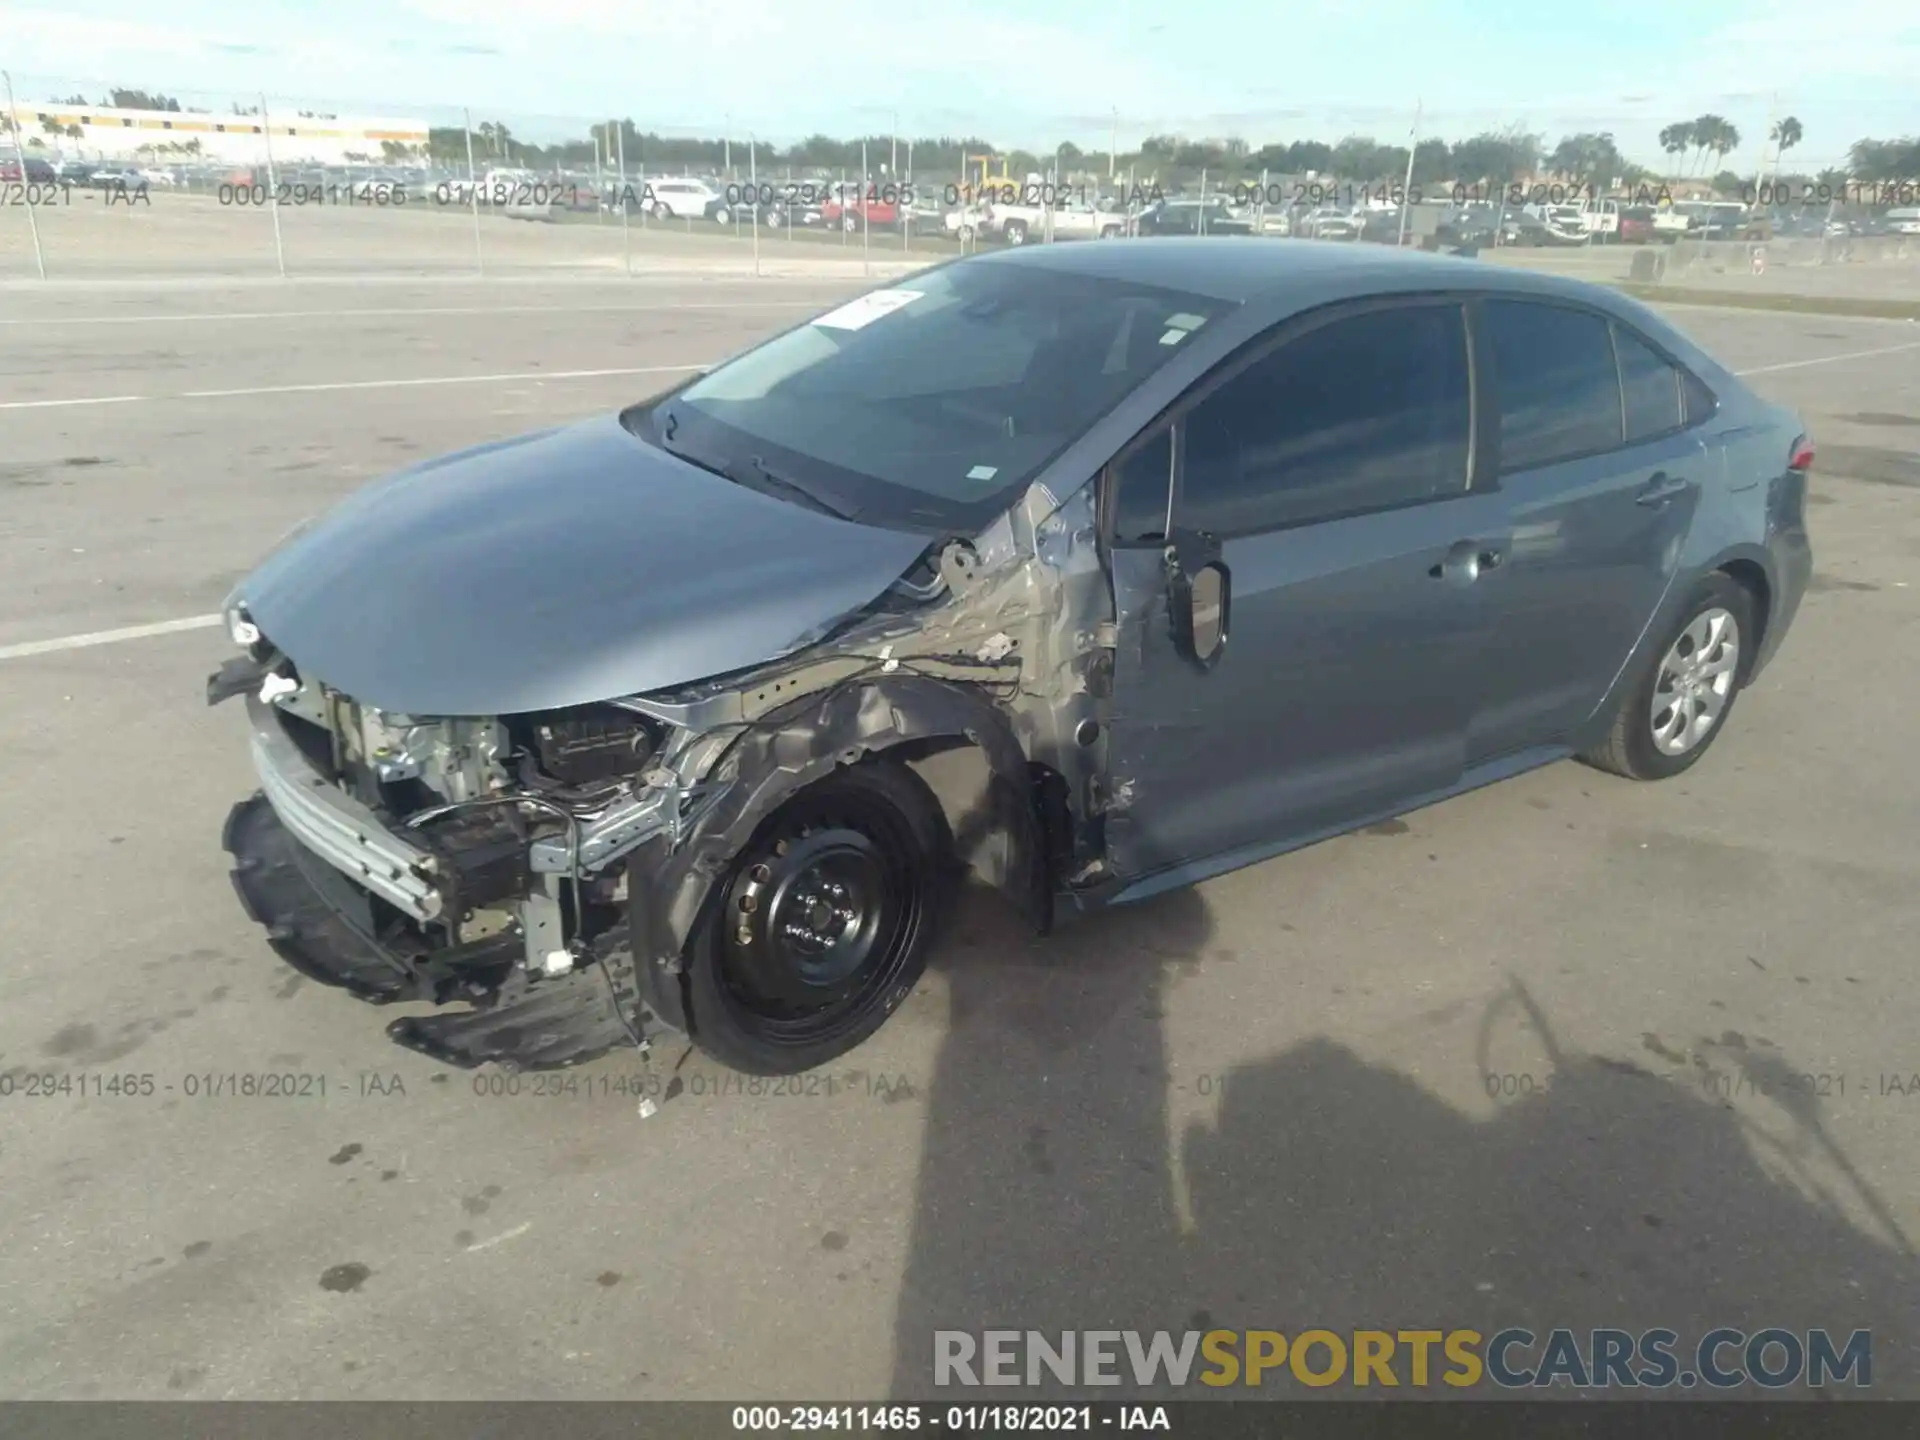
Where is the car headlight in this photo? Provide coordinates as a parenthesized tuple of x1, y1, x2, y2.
(227, 604, 261, 647)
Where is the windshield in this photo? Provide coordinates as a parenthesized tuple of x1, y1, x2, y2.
(630, 261, 1235, 532)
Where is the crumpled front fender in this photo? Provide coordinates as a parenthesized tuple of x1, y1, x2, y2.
(625, 675, 1048, 1033)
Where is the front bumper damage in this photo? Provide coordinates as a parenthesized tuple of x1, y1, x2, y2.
(224, 793, 647, 1069)
(223, 691, 672, 1070)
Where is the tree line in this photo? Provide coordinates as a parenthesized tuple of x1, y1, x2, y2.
(426, 115, 1918, 195)
(21, 88, 1920, 192)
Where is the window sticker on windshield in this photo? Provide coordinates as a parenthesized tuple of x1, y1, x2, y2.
(1158, 329, 1189, 346)
(1164, 313, 1207, 331)
(811, 289, 925, 331)
(966, 465, 999, 482)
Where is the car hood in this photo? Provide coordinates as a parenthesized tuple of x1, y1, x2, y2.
(232, 413, 933, 717)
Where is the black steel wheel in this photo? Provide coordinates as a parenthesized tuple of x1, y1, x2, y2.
(682, 762, 951, 1074)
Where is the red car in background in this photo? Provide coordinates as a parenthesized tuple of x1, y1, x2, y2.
(820, 182, 905, 232)
(1619, 205, 1658, 244)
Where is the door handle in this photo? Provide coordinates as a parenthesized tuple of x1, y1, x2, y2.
(1428, 539, 1506, 585)
(1636, 472, 1690, 507)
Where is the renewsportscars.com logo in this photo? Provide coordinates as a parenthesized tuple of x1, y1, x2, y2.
(934, 1328, 1872, 1390)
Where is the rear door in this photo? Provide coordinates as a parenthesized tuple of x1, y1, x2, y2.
(1101, 298, 1509, 883)
(1467, 298, 1706, 761)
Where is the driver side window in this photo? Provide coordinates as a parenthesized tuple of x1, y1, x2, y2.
(1105, 301, 1472, 545)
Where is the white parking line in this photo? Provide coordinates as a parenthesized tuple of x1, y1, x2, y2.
(0, 614, 223, 661)
(0, 362, 711, 410)
(181, 363, 710, 400)
(0, 301, 830, 327)
(1735, 340, 1920, 376)
(0, 394, 148, 411)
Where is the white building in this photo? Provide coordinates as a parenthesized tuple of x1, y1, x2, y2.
(3, 100, 428, 166)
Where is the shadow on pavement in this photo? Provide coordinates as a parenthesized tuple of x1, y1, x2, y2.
(890, 896, 1919, 1399)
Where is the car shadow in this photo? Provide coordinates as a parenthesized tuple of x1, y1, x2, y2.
(890, 907, 1920, 1399)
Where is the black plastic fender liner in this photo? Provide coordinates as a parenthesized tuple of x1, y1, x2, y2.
(625, 674, 1050, 1024)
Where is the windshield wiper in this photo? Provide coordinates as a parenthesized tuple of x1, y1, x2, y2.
(725, 454, 862, 522)
(656, 416, 861, 522)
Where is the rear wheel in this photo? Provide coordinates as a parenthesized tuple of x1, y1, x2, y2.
(1003, 220, 1028, 245)
(681, 762, 951, 1074)
(1581, 573, 1755, 781)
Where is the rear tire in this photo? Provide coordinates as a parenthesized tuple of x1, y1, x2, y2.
(680, 761, 952, 1075)
(1580, 573, 1756, 781)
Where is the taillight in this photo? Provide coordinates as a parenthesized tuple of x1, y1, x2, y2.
(1788, 435, 1814, 472)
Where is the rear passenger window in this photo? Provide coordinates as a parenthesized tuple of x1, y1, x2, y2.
(1486, 300, 1623, 470)
(1614, 326, 1684, 441)
(1176, 304, 1471, 535)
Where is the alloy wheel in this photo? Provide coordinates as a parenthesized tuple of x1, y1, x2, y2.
(1650, 607, 1740, 756)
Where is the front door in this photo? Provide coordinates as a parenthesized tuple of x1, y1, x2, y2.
(1100, 299, 1508, 887)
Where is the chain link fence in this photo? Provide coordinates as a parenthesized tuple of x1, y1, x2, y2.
(4, 69, 1917, 298)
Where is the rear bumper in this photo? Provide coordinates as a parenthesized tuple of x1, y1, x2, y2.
(1752, 524, 1812, 682)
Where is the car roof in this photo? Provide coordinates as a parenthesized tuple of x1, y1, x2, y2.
(961, 235, 1615, 307)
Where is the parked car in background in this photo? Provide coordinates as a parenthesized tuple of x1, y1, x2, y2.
(1298, 207, 1362, 241)
(88, 167, 147, 191)
(1496, 209, 1554, 246)
(1619, 205, 1658, 243)
(209, 240, 1812, 1077)
(1358, 208, 1410, 244)
(1528, 204, 1593, 244)
(0, 155, 58, 183)
(1572, 196, 1621, 241)
(641, 177, 724, 221)
(1130, 198, 1252, 236)
(978, 197, 1128, 244)
(1696, 202, 1763, 241)
(820, 185, 904, 232)
(1886, 207, 1920, 236)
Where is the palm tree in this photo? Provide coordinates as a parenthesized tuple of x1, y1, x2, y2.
(1659, 122, 1694, 178)
(1692, 115, 1739, 177)
(1769, 116, 1803, 182)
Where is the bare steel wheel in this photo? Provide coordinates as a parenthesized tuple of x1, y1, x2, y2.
(1649, 607, 1740, 757)
(1581, 572, 1757, 781)
(682, 762, 950, 1074)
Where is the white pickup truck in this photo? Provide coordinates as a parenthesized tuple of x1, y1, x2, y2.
(978, 196, 1128, 244)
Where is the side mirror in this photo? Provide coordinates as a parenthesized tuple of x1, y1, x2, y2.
(1163, 536, 1230, 672)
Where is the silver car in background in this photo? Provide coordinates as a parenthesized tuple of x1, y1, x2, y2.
(209, 240, 1813, 1076)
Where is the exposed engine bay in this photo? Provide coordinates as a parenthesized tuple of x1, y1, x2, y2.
(211, 486, 1115, 1074)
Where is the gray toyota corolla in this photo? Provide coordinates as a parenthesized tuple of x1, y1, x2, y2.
(209, 239, 1812, 1075)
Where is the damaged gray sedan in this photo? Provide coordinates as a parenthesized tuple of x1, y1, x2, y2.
(210, 239, 1812, 1074)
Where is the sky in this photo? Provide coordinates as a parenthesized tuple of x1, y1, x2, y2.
(2, 0, 1914, 170)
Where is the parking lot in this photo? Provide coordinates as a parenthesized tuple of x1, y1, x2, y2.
(2, 274, 1919, 1400)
